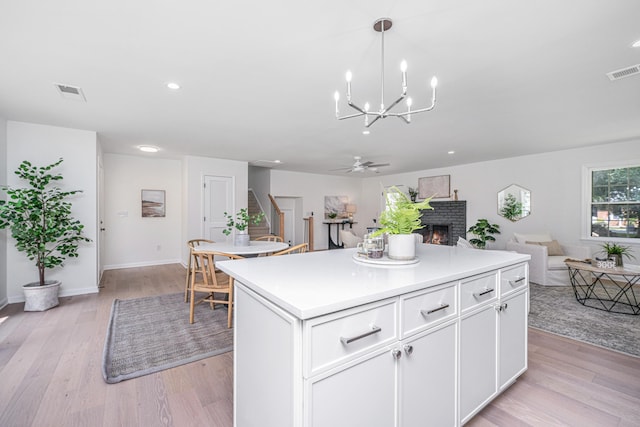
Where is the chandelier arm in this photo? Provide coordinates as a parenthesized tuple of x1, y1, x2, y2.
(379, 92, 407, 117)
(347, 101, 369, 115)
(393, 102, 436, 117)
(366, 114, 383, 128)
(337, 112, 365, 120)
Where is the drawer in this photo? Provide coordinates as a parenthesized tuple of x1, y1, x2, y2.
(400, 282, 457, 338)
(304, 298, 397, 377)
(500, 263, 528, 297)
(460, 272, 498, 312)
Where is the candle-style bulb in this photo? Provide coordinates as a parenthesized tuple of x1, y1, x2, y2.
(364, 102, 370, 112)
(431, 76, 438, 88)
(400, 60, 407, 72)
(406, 97, 413, 107)
(334, 91, 340, 101)
(346, 71, 353, 82)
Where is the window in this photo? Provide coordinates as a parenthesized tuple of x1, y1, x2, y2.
(589, 165, 640, 239)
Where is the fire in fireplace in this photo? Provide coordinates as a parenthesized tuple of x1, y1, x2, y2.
(417, 224, 453, 245)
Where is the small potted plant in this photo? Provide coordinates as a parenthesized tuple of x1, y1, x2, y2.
(223, 208, 265, 246)
(0, 158, 92, 311)
(467, 219, 501, 249)
(600, 242, 634, 267)
(371, 186, 433, 260)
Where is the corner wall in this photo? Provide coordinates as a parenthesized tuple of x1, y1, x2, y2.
(6, 121, 98, 303)
(0, 117, 7, 309)
(102, 153, 182, 269)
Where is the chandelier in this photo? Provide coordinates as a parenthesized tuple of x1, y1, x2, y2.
(334, 18, 438, 131)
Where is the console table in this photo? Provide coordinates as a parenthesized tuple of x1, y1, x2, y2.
(323, 220, 355, 249)
(565, 261, 640, 315)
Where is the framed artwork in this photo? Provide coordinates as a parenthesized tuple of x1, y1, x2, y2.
(141, 189, 166, 217)
(418, 175, 451, 199)
(324, 195, 348, 219)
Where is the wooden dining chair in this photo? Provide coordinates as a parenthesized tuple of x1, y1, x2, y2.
(254, 235, 284, 242)
(271, 243, 308, 256)
(189, 250, 244, 328)
(185, 239, 214, 302)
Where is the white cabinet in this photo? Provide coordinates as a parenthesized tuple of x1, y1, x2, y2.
(233, 259, 528, 427)
(459, 265, 528, 424)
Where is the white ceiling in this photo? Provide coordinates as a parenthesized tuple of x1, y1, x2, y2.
(1, 0, 639, 176)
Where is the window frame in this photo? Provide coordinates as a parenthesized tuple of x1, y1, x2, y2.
(582, 161, 640, 243)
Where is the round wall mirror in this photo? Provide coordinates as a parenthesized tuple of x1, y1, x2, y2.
(498, 184, 531, 221)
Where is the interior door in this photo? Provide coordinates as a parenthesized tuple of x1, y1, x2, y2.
(203, 175, 233, 242)
(97, 155, 105, 286)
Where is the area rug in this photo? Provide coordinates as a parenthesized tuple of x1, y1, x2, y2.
(102, 293, 233, 384)
(528, 283, 640, 357)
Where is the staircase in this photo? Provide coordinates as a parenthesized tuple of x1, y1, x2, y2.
(248, 190, 270, 239)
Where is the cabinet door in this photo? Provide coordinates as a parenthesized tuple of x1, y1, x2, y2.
(307, 347, 396, 427)
(459, 305, 498, 423)
(399, 322, 457, 427)
(499, 290, 528, 389)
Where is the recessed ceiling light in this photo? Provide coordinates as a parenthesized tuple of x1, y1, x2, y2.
(362, 129, 370, 135)
(448, 150, 455, 154)
(138, 145, 159, 153)
(633, 39, 640, 48)
(166, 82, 180, 90)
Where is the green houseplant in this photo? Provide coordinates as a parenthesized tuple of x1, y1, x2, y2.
(0, 158, 92, 311)
(600, 242, 635, 266)
(467, 219, 501, 249)
(223, 208, 265, 246)
(372, 186, 433, 259)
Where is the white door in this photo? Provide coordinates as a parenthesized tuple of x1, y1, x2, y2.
(203, 175, 233, 242)
(275, 197, 297, 245)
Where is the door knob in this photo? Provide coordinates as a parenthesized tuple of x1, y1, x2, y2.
(391, 349, 402, 360)
(403, 345, 414, 355)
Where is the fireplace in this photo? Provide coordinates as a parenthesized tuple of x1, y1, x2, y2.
(418, 201, 467, 246)
(417, 223, 452, 245)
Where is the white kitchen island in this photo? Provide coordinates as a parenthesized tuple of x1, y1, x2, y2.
(217, 244, 530, 427)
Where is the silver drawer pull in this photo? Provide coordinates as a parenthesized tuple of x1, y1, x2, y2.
(340, 325, 382, 345)
(509, 277, 525, 286)
(473, 287, 494, 298)
(421, 303, 450, 316)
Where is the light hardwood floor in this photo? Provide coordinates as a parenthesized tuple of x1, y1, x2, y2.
(1, 264, 639, 426)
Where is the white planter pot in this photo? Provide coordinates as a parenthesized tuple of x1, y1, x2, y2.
(23, 280, 61, 311)
(234, 232, 250, 246)
(387, 234, 417, 260)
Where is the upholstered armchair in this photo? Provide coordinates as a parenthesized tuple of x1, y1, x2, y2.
(505, 232, 591, 286)
(339, 230, 363, 248)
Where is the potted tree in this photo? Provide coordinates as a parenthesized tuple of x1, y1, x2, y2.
(467, 219, 501, 249)
(0, 158, 92, 311)
(600, 242, 634, 267)
(223, 208, 265, 246)
(371, 186, 433, 260)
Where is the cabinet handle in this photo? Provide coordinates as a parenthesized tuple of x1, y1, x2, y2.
(340, 325, 382, 345)
(420, 303, 450, 316)
(403, 345, 414, 355)
(473, 287, 494, 298)
(509, 277, 525, 286)
(391, 349, 402, 360)
(495, 303, 509, 312)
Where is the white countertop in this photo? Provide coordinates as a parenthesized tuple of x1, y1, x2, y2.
(217, 245, 530, 320)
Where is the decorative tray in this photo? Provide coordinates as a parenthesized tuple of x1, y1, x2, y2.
(352, 252, 420, 266)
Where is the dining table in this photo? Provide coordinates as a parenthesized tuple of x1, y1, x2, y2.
(195, 240, 289, 257)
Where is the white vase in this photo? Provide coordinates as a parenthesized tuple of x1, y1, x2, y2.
(387, 234, 417, 260)
(23, 280, 61, 311)
(234, 231, 250, 246)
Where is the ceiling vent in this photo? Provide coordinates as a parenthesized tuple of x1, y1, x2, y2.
(606, 64, 640, 81)
(54, 83, 86, 101)
(250, 160, 283, 168)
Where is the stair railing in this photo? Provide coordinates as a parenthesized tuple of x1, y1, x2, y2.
(303, 216, 314, 252)
(268, 194, 285, 242)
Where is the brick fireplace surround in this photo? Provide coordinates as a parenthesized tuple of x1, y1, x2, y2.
(417, 201, 467, 246)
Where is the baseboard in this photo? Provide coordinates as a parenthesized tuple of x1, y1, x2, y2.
(0, 297, 8, 311)
(7, 286, 99, 304)
(103, 259, 182, 271)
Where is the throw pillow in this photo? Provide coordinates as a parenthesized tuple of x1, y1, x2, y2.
(514, 232, 552, 244)
(525, 240, 565, 256)
(457, 237, 475, 249)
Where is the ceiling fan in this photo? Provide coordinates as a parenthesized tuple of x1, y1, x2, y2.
(333, 156, 390, 173)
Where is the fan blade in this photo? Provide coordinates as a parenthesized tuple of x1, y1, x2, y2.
(367, 163, 390, 168)
(361, 161, 374, 167)
(329, 166, 354, 171)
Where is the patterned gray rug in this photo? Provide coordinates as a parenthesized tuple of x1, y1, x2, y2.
(102, 293, 233, 383)
(529, 283, 640, 357)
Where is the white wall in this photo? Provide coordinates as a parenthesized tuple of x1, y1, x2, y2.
(0, 117, 7, 309)
(270, 170, 364, 250)
(182, 155, 248, 263)
(248, 166, 272, 226)
(6, 121, 98, 303)
(362, 139, 640, 256)
(103, 153, 182, 269)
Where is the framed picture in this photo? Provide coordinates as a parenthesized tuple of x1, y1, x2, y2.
(324, 195, 348, 219)
(418, 175, 451, 199)
(141, 189, 166, 217)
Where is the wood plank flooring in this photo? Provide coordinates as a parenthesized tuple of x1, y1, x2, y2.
(1, 264, 639, 426)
